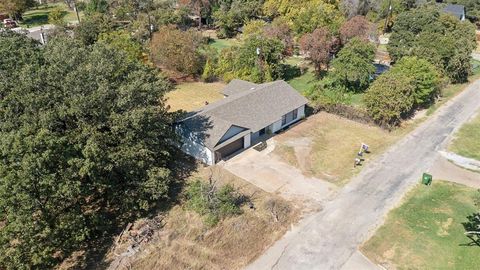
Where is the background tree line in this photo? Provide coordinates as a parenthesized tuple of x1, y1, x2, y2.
(0, 0, 478, 267)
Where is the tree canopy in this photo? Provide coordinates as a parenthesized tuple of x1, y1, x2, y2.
(300, 27, 339, 75)
(0, 0, 35, 19)
(216, 36, 285, 83)
(213, 0, 264, 38)
(263, 0, 345, 35)
(388, 7, 476, 83)
(339, 15, 374, 44)
(98, 30, 144, 62)
(151, 25, 205, 76)
(388, 56, 442, 107)
(0, 31, 175, 269)
(364, 55, 442, 127)
(329, 37, 376, 91)
(364, 71, 415, 128)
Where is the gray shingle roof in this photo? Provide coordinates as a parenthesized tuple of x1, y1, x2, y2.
(221, 79, 258, 96)
(179, 80, 308, 150)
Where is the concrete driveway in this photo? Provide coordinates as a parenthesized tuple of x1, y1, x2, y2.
(245, 78, 480, 269)
(221, 142, 336, 206)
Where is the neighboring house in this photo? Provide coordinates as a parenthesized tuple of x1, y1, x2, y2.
(176, 79, 308, 165)
(442, 4, 466, 21)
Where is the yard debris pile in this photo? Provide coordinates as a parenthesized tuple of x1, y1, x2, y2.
(107, 216, 164, 270)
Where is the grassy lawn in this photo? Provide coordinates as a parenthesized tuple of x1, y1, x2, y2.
(272, 112, 410, 185)
(20, 2, 81, 28)
(284, 56, 320, 94)
(449, 113, 480, 161)
(166, 81, 226, 112)
(208, 38, 238, 52)
(362, 181, 480, 270)
(287, 70, 317, 93)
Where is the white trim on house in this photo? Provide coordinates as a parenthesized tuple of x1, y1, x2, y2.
(179, 105, 306, 165)
(178, 105, 306, 165)
(176, 79, 308, 165)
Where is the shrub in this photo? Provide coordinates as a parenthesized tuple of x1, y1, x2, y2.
(264, 198, 291, 223)
(185, 180, 243, 226)
(48, 7, 65, 26)
(216, 36, 284, 83)
(389, 56, 442, 107)
(201, 59, 216, 82)
(364, 72, 415, 128)
(329, 38, 376, 92)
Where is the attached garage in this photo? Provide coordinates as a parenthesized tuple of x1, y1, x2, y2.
(176, 79, 308, 165)
(215, 137, 244, 162)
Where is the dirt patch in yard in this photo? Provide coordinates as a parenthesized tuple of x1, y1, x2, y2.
(106, 166, 299, 270)
(272, 112, 408, 185)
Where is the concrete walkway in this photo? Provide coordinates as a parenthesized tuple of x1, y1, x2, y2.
(246, 78, 480, 269)
(430, 155, 480, 189)
(341, 250, 382, 270)
(438, 150, 480, 172)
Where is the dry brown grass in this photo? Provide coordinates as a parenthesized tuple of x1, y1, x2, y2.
(166, 82, 226, 112)
(124, 166, 299, 270)
(273, 112, 411, 185)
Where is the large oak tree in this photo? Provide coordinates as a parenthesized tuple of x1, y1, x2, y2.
(0, 31, 176, 269)
(388, 7, 476, 83)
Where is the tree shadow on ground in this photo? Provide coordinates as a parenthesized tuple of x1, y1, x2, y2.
(81, 115, 212, 269)
(22, 14, 49, 26)
(462, 212, 480, 247)
(83, 152, 200, 270)
(22, 11, 68, 27)
(280, 64, 301, 81)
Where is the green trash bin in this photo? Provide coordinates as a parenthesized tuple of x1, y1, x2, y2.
(422, 173, 432, 185)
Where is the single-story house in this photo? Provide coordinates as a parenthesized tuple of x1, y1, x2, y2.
(176, 79, 308, 165)
(442, 4, 466, 21)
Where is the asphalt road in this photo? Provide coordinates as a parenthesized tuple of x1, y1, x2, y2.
(246, 78, 480, 270)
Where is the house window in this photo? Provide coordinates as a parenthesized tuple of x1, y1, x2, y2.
(281, 108, 299, 127)
(259, 128, 266, 136)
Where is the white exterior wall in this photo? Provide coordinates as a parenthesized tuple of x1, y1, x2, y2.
(176, 104, 306, 165)
(180, 137, 214, 165)
(243, 133, 251, 148)
(298, 105, 306, 119)
(272, 119, 283, 133)
(272, 105, 305, 132)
